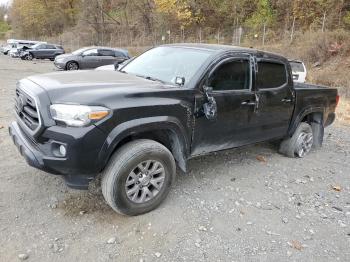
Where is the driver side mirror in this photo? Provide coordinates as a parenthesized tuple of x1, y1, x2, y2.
(202, 85, 217, 121)
(203, 85, 213, 94)
(114, 60, 122, 70)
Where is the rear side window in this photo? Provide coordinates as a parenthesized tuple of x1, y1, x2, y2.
(99, 49, 115, 56)
(256, 62, 287, 89)
(115, 51, 127, 57)
(209, 59, 250, 91)
(46, 45, 56, 49)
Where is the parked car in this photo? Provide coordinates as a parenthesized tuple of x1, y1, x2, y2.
(1, 43, 15, 55)
(9, 44, 38, 58)
(289, 59, 307, 83)
(20, 43, 65, 61)
(2, 39, 44, 55)
(54, 46, 129, 70)
(9, 44, 338, 216)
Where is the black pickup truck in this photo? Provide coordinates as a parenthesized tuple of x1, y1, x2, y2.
(9, 44, 338, 216)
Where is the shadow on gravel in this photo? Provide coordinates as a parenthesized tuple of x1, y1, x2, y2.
(58, 142, 280, 218)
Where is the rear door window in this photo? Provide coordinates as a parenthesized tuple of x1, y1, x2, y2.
(256, 61, 287, 89)
(99, 49, 115, 57)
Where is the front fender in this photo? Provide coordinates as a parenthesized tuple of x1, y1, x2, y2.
(97, 116, 189, 171)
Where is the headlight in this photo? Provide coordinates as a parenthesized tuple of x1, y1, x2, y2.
(50, 104, 110, 127)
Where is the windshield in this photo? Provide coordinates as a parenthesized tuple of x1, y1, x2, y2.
(290, 61, 305, 72)
(122, 46, 212, 85)
(72, 47, 90, 55)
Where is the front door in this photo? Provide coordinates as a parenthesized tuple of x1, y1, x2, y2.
(81, 48, 101, 69)
(191, 55, 258, 156)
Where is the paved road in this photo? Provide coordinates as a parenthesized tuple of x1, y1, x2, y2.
(0, 55, 349, 261)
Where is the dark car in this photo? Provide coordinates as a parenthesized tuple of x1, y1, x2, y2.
(9, 44, 338, 216)
(54, 46, 129, 70)
(20, 43, 65, 61)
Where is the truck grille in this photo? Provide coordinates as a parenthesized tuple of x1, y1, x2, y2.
(15, 88, 40, 131)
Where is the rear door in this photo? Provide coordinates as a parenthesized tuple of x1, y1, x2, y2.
(97, 49, 117, 66)
(251, 59, 295, 141)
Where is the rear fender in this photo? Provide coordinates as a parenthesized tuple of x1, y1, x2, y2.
(288, 106, 324, 136)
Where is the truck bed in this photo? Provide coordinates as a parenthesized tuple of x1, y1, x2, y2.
(291, 82, 338, 129)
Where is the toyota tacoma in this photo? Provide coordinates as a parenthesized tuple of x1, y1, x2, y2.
(9, 44, 339, 216)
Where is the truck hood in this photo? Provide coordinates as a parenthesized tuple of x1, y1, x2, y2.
(26, 70, 172, 104)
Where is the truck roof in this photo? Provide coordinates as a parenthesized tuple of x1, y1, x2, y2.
(163, 43, 288, 62)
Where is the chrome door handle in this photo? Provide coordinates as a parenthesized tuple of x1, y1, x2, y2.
(282, 98, 292, 103)
(241, 101, 256, 106)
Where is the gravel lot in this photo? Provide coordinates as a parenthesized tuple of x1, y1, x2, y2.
(0, 55, 350, 262)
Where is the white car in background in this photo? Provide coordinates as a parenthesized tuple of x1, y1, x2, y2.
(289, 60, 307, 83)
(95, 64, 116, 71)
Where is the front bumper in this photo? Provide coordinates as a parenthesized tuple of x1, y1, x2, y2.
(54, 61, 66, 70)
(9, 121, 108, 189)
(9, 52, 19, 58)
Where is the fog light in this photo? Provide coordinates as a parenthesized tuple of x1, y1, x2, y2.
(59, 145, 67, 156)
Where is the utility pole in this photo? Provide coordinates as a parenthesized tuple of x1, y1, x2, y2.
(322, 12, 326, 32)
(290, 16, 296, 43)
(262, 24, 266, 47)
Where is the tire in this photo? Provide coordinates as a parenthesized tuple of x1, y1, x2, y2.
(311, 122, 324, 149)
(66, 61, 79, 70)
(26, 53, 33, 60)
(101, 139, 176, 216)
(279, 122, 314, 158)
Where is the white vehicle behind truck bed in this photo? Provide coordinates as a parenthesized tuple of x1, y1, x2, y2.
(289, 60, 307, 83)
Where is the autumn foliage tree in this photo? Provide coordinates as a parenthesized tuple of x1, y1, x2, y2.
(5, 0, 350, 43)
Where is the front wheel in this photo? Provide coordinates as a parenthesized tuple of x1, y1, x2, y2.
(101, 139, 176, 216)
(66, 61, 79, 70)
(26, 53, 33, 60)
(279, 122, 314, 158)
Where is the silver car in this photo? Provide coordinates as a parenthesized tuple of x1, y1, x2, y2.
(54, 46, 129, 70)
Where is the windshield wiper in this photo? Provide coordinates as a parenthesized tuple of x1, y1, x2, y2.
(135, 74, 166, 84)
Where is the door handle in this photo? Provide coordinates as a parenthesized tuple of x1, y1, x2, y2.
(282, 98, 292, 103)
(241, 101, 256, 106)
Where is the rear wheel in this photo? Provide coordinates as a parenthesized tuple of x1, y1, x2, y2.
(66, 61, 79, 70)
(101, 139, 176, 216)
(279, 122, 314, 158)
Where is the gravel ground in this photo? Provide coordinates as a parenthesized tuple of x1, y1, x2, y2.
(0, 55, 350, 262)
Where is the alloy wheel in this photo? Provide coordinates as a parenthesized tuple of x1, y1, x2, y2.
(125, 160, 165, 204)
(295, 131, 313, 157)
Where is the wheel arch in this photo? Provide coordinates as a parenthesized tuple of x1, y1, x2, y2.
(288, 107, 324, 137)
(98, 117, 190, 173)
